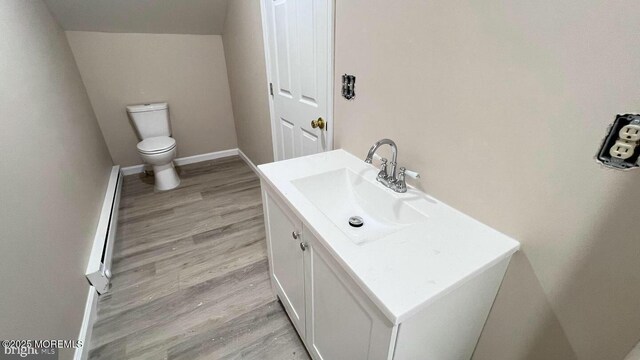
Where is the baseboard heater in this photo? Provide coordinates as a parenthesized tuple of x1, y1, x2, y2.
(85, 166, 122, 294)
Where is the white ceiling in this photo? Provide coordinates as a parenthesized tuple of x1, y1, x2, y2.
(44, 0, 229, 35)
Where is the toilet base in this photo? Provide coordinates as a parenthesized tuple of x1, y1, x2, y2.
(152, 162, 180, 191)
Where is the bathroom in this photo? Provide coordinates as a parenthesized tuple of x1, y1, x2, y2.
(1, 0, 639, 359)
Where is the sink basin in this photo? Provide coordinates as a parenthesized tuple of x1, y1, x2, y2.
(292, 168, 429, 245)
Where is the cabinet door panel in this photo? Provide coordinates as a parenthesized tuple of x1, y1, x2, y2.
(264, 191, 306, 337)
(305, 229, 395, 360)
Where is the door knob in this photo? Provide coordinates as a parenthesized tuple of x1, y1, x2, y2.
(311, 117, 325, 130)
(300, 242, 308, 251)
(292, 231, 300, 239)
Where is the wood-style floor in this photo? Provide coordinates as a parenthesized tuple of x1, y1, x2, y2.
(89, 157, 310, 360)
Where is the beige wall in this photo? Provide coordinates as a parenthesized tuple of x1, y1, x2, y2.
(66, 32, 238, 166)
(334, 1, 640, 359)
(0, 0, 113, 349)
(222, 0, 274, 165)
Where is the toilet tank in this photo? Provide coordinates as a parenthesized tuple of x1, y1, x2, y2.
(126, 102, 171, 140)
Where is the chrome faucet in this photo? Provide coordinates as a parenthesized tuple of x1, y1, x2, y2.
(364, 139, 420, 193)
(365, 138, 398, 187)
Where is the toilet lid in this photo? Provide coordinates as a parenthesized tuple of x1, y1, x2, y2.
(137, 136, 176, 154)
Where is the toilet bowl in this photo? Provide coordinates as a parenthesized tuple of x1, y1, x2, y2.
(136, 136, 180, 191)
(127, 102, 181, 191)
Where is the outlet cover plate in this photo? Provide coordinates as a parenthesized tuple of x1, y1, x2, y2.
(597, 114, 640, 170)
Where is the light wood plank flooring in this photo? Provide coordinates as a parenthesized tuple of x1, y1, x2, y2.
(89, 157, 310, 360)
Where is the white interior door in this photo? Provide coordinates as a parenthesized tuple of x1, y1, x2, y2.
(263, 0, 332, 161)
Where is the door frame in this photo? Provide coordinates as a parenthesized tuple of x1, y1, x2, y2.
(260, 0, 335, 162)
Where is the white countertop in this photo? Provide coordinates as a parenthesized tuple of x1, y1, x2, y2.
(258, 149, 520, 324)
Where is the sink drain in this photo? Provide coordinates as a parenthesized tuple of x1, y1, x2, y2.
(348, 216, 364, 228)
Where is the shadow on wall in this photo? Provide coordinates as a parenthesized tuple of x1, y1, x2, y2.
(625, 342, 640, 360)
(549, 173, 640, 360)
(474, 172, 640, 360)
(474, 253, 578, 360)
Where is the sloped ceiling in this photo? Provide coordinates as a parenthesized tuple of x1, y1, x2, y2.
(44, 0, 229, 35)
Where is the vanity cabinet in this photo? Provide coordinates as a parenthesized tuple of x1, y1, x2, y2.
(263, 189, 395, 360)
(258, 150, 519, 360)
(262, 187, 513, 360)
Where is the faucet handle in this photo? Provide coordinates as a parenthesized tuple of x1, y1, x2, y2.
(400, 167, 420, 179)
(377, 158, 389, 180)
(365, 153, 384, 164)
(395, 167, 421, 193)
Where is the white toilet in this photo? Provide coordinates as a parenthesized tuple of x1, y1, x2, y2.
(126, 102, 180, 191)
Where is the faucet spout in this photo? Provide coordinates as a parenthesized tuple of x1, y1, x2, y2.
(364, 138, 397, 164)
(364, 138, 398, 184)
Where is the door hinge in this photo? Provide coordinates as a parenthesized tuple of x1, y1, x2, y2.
(269, 83, 274, 96)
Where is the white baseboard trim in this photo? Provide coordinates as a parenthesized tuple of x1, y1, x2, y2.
(174, 148, 239, 166)
(238, 149, 261, 176)
(120, 149, 240, 176)
(120, 164, 146, 176)
(74, 286, 98, 360)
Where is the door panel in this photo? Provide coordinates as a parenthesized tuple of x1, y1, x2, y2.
(265, 0, 330, 160)
(274, 1, 293, 96)
(297, 0, 318, 104)
(280, 118, 295, 159)
(311, 248, 372, 360)
(305, 229, 395, 360)
(301, 129, 320, 156)
(264, 192, 306, 337)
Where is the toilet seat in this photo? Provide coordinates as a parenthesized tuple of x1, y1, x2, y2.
(137, 136, 176, 155)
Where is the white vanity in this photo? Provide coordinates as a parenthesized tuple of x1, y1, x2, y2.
(258, 150, 519, 360)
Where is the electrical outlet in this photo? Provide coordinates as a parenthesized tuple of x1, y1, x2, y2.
(609, 139, 637, 160)
(619, 124, 640, 141)
(597, 114, 640, 170)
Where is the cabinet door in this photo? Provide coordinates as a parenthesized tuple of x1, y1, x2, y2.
(263, 191, 306, 338)
(304, 229, 395, 360)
